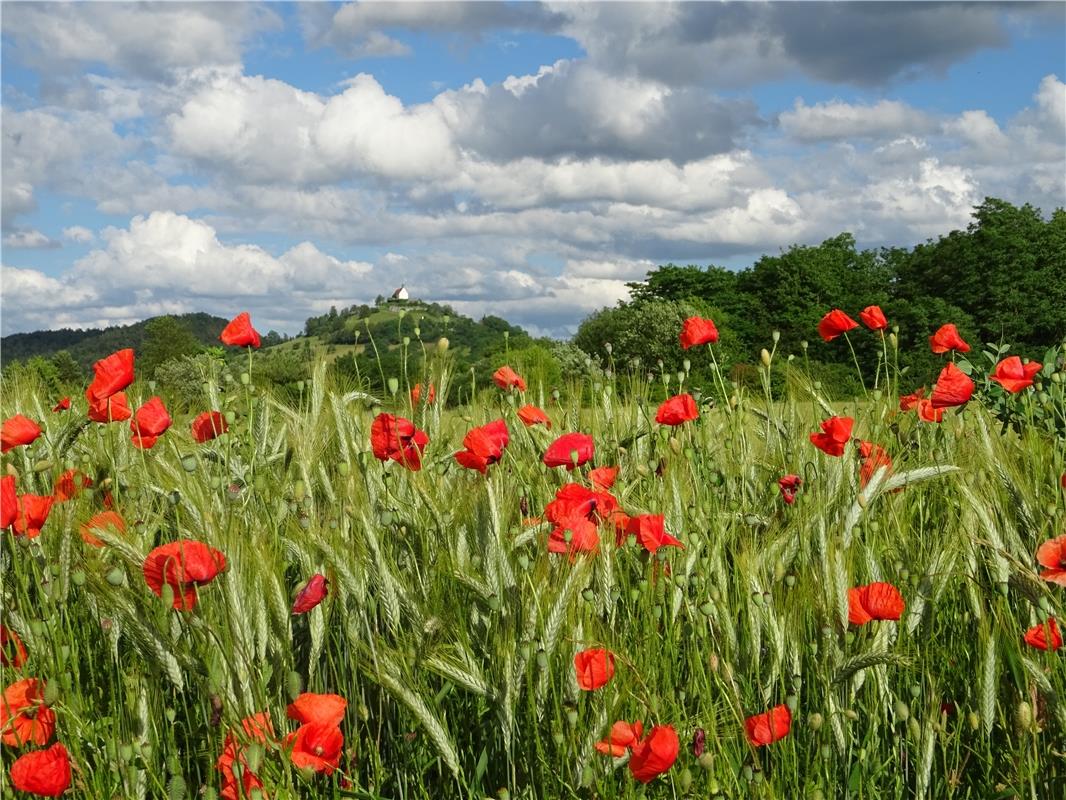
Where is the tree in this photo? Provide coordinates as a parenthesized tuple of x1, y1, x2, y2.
(142, 316, 203, 377)
(50, 350, 83, 385)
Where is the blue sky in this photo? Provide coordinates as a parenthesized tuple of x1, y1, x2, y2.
(2, 2, 1063, 337)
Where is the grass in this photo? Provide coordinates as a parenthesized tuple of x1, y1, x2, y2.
(1, 341, 1065, 799)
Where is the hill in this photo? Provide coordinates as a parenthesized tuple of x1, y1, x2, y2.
(1, 312, 230, 369)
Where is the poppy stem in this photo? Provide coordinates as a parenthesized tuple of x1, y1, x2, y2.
(843, 333, 868, 398)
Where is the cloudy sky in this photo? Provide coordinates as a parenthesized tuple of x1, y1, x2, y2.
(2, 1, 1064, 338)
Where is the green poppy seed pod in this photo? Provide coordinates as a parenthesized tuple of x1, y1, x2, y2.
(751, 591, 764, 607)
(785, 574, 796, 588)
(566, 707, 579, 727)
(629, 588, 642, 603)
(894, 699, 910, 722)
(487, 594, 501, 611)
(807, 712, 823, 731)
(551, 388, 561, 401)
(761, 348, 772, 368)
(1038, 595, 1052, 614)
(536, 649, 548, 670)
(167, 775, 187, 800)
(401, 336, 410, 347)
(699, 752, 715, 771)
(910, 684, 921, 699)
(245, 743, 263, 773)
(580, 765, 594, 787)
(813, 380, 821, 390)
(1015, 700, 1033, 732)
(106, 566, 126, 587)
(552, 731, 564, 747)
(387, 377, 399, 396)
(516, 554, 529, 570)
(801, 340, 809, 351)
(967, 711, 979, 731)
(72, 569, 86, 587)
(581, 588, 595, 603)
(337, 461, 350, 477)
(287, 670, 303, 701)
(160, 583, 175, 608)
(165, 708, 177, 724)
(180, 455, 198, 473)
(653, 604, 662, 619)
(900, 568, 910, 581)
(741, 765, 753, 782)
(298, 516, 311, 530)
(224, 411, 236, 425)
(679, 767, 693, 792)
(119, 744, 133, 763)
(820, 743, 832, 758)
(240, 372, 250, 385)
(786, 694, 799, 712)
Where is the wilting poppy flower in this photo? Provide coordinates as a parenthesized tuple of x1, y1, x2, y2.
(130, 396, 172, 449)
(79, 510, 125, 547)
(778, 474, 802, 505)
(655, 393, 699, 426)
(745, 704, 792, 746)
(628, 725, 679, 783)
(574, 648, 615, 691)
(454, 419, 509, 474)
(517, 404, 551, 429)
(51, 398, 70, 413)
(191, 411, 228, 443)
(1037, 535, 1066, 586)
(809, 416, 854, 457)
(858, 441, 892, 488)
(288, 693, 347, 727)
(595, 720, 644, 757)
(859, 305, 888, 331)
(1, 415, 42, 454)
(12, 495, 54, 539)
(917, 398, 944, 423)
(848, 582, 905, 625)
(990, 356, 1042, 393)
(53, 469, 93, 502)
(929, 323, 970, 354)
(1, 475, 17, 529)
(547, 516, 600, 556)
(410, 382, 436, 405)
(1, 625, 28, 668)
(143, 540, 227, 610)
(370, 413, 429, 471)
(679, 316, 719, 349)
(817, 309, 858, 342)
(930, 362, 974, 409)
(286, 721, 343, 774)
(628, 514, 682, 554)
(1, 678, 56, 746)
(899, 387, 925, 412)
(692, 727, 706, 757)
(86, 389, 132, 423)
(589, 466, 618, 491)
(293, 573, 329, 614)
(9, 742, 71, 797)
(543, 432, 595, 470)
(1023, 618, 1062, 651)
(87, 348, 135, 401)
(493, 365, 526, 392)
(220, 312, 261, 348)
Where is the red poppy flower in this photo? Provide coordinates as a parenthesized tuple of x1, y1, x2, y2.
(990, 356, 1042, 393)
(130, 396, 172, 449)
(517, 404, 551, 429)
(1023, 618, 1062, 651)
(574, 647, 615, 691)
(286, 721, 343, 774)
(917, 398, 944, 423)
(858, 441, 892, 488)
(1, 678, 56, 746)
(493, 365, 526, 392)
(655, 393, 699, 426)
(547, 516, 601, 556)
(595, 720, 644, 757)
(370, 413, 430, 471)
(545, 483, 619, 526)
(628, 725, 679, 783)
(86, 389, 132, 423)
(53, 469, 93, 502)
(858, 305, 888, 331)
(217, 725, 266, 800)
(1, 625, 28, 668)
(9, 742, 71, 797)
(744, 704, 792, 746)
(51, 398, 70, 413)
(287, 693, 348, 727)
(143, 540, 227, 610)
(899, 387, 925, 411)
(627, 514, 682, 554)
(930, 362, 974, 409)
(79, 510, 125, 548)
(543, 432, 595, 470)
(410, 382, 436, 405)
(1037, 536, 1066, 586)
(588, 466, 618, 491)
(929, 323, 970, 354)
(191, 411, 228, 443)
(778, 474, 802, 505)
(1, 475, 17, 530)
(817, 309, 858, 342)
(293, 574, 329, 614)
(87, 348, 135, 401)
(13, 494, 54, 539)
(220, 312, 261, 348)
(848, 582, 905, 625)
(454, 419, 509, 474)
(809, 416, 854, 457)
(1, 415, 42, 454)
(679, 316, 719, 349)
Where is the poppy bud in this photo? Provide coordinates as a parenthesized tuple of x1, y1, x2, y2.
(761, 349, 772, 368)
(436, 337, 449, 354)
(106, 566, 126, 587)
(338, 462, 350, 477)
(245, 742, 264, 773)
(894, 700, 910, 722)
(536, 650, 547, 670)
(413, 327, 420, 337)
(889, 333, 898, 349)
(497, 790, 510, 800)
(566, 706, 578, 727)
(679, 768, 693, 792)
(286, 670, 303, 700)
(967, 711, 979, 731)
(119, 743, 133, 763)
(699, 752, 715, 770)
(72, 569, 86, 586)
(181, 455, 198, 473)
(581, 589, 595, 603)
(240, 372, 250, 385)
(403, 336, 410, 346)
(807, 713, 823, 731)
(907, 718, 921, 740)
(784, 575, 796, 587)
(1015, 701, 1033, 732)
(741, 765, 753, 782)
(225, 411, 236, 424)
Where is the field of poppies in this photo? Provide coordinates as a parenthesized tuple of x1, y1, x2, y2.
(2, 308, 1065, 799)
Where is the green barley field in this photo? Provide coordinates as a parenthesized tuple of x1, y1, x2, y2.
(2, 319, 1065, 799)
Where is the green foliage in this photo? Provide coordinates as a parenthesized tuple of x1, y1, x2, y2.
(153, 353, 227, 412)
(142, 316, 204, 377)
